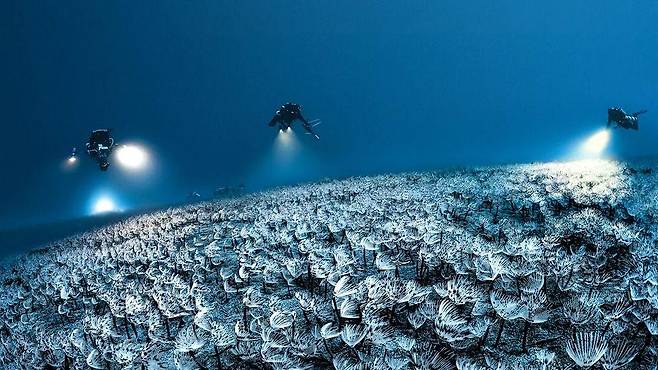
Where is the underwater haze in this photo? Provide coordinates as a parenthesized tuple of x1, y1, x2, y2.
(2, 1, 658, 226)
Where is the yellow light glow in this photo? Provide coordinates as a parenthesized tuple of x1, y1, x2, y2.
(116, 145, 148, 170)
(581, 129, 610, 155)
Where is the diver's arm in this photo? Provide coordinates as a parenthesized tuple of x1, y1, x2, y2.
(296, 113, 309, 126)
(632, 109, 648, 117)
(268, 115, 280, 127)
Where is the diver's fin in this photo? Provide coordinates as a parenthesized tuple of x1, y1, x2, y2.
(632, 109, 647, 117)
(304, 131, 320, 139)
(302, 120, 320, 139)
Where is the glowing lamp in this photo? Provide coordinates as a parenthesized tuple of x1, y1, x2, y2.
(92, 197, 117, 214)
(116, 145, 148, 170)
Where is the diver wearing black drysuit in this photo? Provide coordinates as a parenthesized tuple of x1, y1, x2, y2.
(268, 103, 309, 130)
(607, 107, 647, 130)
(268, 102, 320, 139)
(86, 129, 114, 171)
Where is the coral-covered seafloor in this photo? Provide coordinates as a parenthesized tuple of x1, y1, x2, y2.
(2, 160, 658, 369)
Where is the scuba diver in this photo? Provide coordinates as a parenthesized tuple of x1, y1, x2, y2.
(86, 129, 115, 171)
(608, 107, 647, 130)
(268, 102, 320, 139)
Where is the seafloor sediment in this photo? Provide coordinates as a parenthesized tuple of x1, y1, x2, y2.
(1, 160, 658, 369)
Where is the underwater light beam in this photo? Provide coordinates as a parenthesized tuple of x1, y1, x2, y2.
(274, 127, 301, 158)
(62, 153, 79, 171)
(581, 129, 611, 155)
(64, 156, 78, 169)
(277, 127, 294, 145)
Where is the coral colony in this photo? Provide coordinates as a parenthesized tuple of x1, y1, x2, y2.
(2, 159, 658, 369)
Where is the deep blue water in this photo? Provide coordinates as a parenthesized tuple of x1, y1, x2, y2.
(2, 0, 657, 231)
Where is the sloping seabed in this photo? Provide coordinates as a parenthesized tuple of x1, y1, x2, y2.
(2, 160, 658, 369)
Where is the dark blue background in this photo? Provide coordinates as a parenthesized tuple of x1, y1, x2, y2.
(2, 0, 657, 228)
